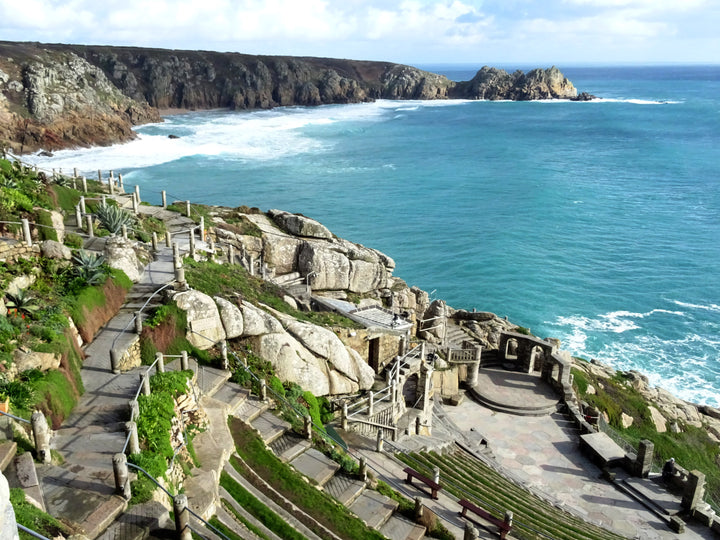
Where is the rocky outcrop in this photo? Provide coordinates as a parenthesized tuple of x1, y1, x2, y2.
(0, 41, 583, 153)
(451, 66, 577, 100)
(173, 290, 226, 350)
(104, 237, 150, 283)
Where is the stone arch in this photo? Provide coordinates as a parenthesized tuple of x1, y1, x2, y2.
(529, 345, 544, 373)
(505, 338, 519, 361)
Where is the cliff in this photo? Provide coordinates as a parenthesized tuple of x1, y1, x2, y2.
(0, 41, 578, 153)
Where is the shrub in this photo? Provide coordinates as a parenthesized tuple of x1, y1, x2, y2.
(95, 203, 136, 235)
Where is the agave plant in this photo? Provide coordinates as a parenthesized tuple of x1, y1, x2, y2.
(95, 203, 136, 235)
(4, 288, 40, 316)
(72, 249, 107, 285)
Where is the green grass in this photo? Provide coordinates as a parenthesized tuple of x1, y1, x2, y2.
(208, 517, 246, 540)
(11, 487, 69, 539)
(220, 473, 308, 540)
(220, 498, 271, 540)
(228, 417, 386, 540)
(184, 259, 360, 329)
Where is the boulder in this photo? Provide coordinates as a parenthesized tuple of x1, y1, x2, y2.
(173, 290, 226, 350)
(298, 243, 350, 291)
(104, 237, 145, 282)
(249, 332, 330, 396)
(12, 349, 61, 373)
(40, 240, 71, 260)
(648, 406, 667, 433)
(269, 209, 332, 239)
(7, 275, 36, 296)
(49, 210, 65, 242)
(239, 301, 283, 336)
(348, 258, 386, 293)
(0, 472, 18, 540)
(262, 235, 302, 275)
(214, 297, 244, 339)
(346, 347, 375, 390)
(419, 300, 447, 341)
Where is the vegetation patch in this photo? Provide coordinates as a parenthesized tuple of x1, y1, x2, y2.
(11, 487, 71, 539)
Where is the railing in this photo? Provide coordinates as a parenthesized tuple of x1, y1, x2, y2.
(0, 410, 31, 425)
(17, 524, 52, 540)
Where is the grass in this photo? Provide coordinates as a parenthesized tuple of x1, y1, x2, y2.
(221, 498, 271, 539)
(220, 472, 308, 540)
(208, 517, 246, 540)
(228, 417, 386, 540)
(184, 259, 360, 329)
(11, 487, 70, 539)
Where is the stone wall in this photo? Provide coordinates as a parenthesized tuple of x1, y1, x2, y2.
(0, 239, 41, 262)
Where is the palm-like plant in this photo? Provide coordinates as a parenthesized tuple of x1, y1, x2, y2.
(5, 288, 40, 316)
(95, 203, 136, 235)
(73, 249, 107, 285)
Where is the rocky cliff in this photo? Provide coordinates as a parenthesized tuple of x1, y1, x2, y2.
(0, 41, 579, 153)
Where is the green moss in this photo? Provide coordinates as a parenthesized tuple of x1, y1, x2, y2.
(11, 487, 69, 539)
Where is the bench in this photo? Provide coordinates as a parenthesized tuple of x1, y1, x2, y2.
(403, 466, 441, 499)
(458, 499, 512, 540)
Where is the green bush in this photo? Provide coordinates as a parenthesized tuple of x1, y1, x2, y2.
(35, 209, 58, 242)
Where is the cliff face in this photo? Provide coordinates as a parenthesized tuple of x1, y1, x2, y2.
(0, 41, 578, 153)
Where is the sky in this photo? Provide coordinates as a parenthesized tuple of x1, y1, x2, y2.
(1, 0, 718, 66)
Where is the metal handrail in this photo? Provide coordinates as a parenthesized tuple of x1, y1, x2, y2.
(0, 409, 31, 424)
(17, 524, 52, 540)
(110, 282, 174, 351)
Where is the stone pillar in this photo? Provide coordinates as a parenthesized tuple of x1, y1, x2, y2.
(132, 193, 139, 214)
(376, 430, 384, 452)
(260, 378, 267, 402)
(110, 348, 120, 373)
(199, 216, 205, 242)
(118, 174, 124, 193)
(134, 311, 143, 334)
(368, 391, 375, 417)
(635, 439, 654, 478)
(185, 200, 191, 217)
(86, 215, 94, 237)
(156, 352, 165, 373)
(341, 403, 348, 431)
(464, 522, 479, 540)
(120, 224, 127, 240)
(113, 453, 132, 500)
(109, 174, 115, 195)
(413, 497, 424, 520)
(175, 267, 186, 287)
(173, 243, 180, 267)
(31, 411, 51, 464)
(142, 371, 151, 396)
(359, 457, 368, 481)
(681, 470, 706, 511)
(161, 190, 167, 209)
(128, 399, 139, 420)
(433, 466, 440, 485)
(209, 238, 215, 261)
(180, 351, 189, 371)
(97, 169, 102, 182)
(221, 340, 228, 370)
(152, 232, 158, 251)
(75, 205, 82, 228)
(304, 415, 312, 440)
(165, 231, 172, 247)
(73, 167, 78, 178)
(415, 416, 421, 435)
(82, 176, 87, 193)
(228, 245, 235, 265)
(467, 358, 480, 388)
(126, 421, 140, 455)
(134, 185, 141, 205)
(249, 256, 255, 276)
(173, 494, 192, 540)
(79, 196, 86, 215)
(21, 219, 31, 247)
(189, 230, 196, 258)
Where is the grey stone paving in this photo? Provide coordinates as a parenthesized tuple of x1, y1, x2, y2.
(251, 410, 290, 444)
(288, 447, 339, 487)
(379, 514, 426, 540)
(348, 489, 398, 529)
(323, 472, 366, 506)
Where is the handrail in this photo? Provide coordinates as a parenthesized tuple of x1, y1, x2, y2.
(0, 409, 31, 424)
(111, 282, 174, 351)
(17, 524, 52, 540)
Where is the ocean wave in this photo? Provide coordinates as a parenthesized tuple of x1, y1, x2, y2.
(671, 300, 720, 313)
(590, 98, 683, 105)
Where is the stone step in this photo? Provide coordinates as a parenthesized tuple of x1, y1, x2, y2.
(212, 382, 250, 416)
(269, 432, 312, 463)
(349, 489, 398, 530)
(380, 514, 426, 540)
(469, 388, 559, 417)
(0, 440, 17, 472)
(622, 477, 683, 517)
(288, 447, 340, 487)
(96, 500, 172, 540)
(219, 486, 284, 540)
(251, 410, 290, 445)
(233, 396, 270, 424)
(323, 472, 366, 506)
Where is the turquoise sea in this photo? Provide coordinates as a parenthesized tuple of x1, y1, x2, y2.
(31, 65, 720, 407)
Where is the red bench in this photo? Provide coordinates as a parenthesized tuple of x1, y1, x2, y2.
(403, 466, 441, 499)
(458, 499, 512, 539)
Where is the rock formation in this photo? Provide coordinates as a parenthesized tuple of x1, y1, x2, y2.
(0, 41, 582, 153)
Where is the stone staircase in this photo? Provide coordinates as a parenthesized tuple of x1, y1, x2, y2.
(219, 390, 426, 540)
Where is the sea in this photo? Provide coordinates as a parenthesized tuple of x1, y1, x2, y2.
(28, 65, 720, 407)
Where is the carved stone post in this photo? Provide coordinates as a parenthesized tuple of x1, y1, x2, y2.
(635, 439, 654, 478)
(260, 378, 267, 402)
(97, 169, 102, 182)
(464, 522, 479, 540)
(79, 196, 86, 214)
(128, 399, 139, 420)
(73, 167, 78, 178)
(108, 174, 115, 195)
(221, 340, 228, 370)
(81, 176, 87, 192)
(359, 457, 368, 481)
(165, 231, 172, 247)
(173, 243, 180, 267)
(156, 352, 165, 374)
(341, 403, 348, 431)
(134, 311, 143, 334)
(161, 190, 167, 209)
(132, 193, 139, 214)
(180, 351, 189, 371)
(142, 371, 151, 396)
(113, 453, 132, 500)
(199, 216, 205, 242)
(134, 185, 141, 205)
(304, 415, 312, 440)
(228, 245, 235, 265)
(185, 200, 191, 217)
(376, 429, 384, 452)
(189, 230, 195, 258)
(152, 232, 158, 251)
(75, 205, 82, 227)
(433, 466, 440, 485)
(110, 348, 120, 374)
(368, 391, 374, 417)
(118, 174, 124, 193)
(126, 421, 140, 455)
(682, 470, 706, 511)
(414, 497, 424, 520)
(31, 411, 51, 464)
(122, 224, 128, 240)
(21, 218, 32, 247)
(173, 494, 192, 540)
(175, 267, 186, 287)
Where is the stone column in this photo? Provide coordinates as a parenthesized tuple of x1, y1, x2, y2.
(185, 200, 191, 217)
(75, 205, 82, 228)
(359, 457, 368, 481)
(433, 466, 440, 485)
(304, 415, 312, 440)
(73, 167, 78, 178)
(142, 371, 151, 396)
(132, 193, 139, 214)
(156, 352, 165, 374)
(228, 245, 235, 265)
(113, 453, 132, 500)
(118, 174, 124, 193)
(221, 340, 228, 370)
(152, 232, 158, 251)
(126, 421, 140, 455)
(175, 266, 186, 287)
(635, 439, 654, 478)
(464, 522, 479, 540)
(128, 399, 139, 420)
(161, 190, 167, 209)
(134, 311, 143, 334)
(341, 403, 348, 431)
(173, 494, 192, 540)
(682, 470, 706, 511)
(199, 216, 205, 242)
(110, 348, 120, 373)
(122, 225, 128, 240)
(368, 391, 375, 417)
(81, 176, 87, 192)
(376, 430, 384, 452)
(414, 497, 424, 520)
(108, 174, 115, 195)
(260, 378, 267, 402)
(31, 411, 51, 464)
(180, 351, 189, 371)
(97, 169, 102, 182)
(173, 243, 180, 267)
(189, 230, 196, 258)
(21, 219, 31, 247)
(165, 231, 172, 247)
(79, 196, 86, 214)
(467, 352, 480, 387)
(134, 185, 141, 205)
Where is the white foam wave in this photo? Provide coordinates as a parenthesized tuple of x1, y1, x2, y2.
(672, 300, 720, 313)
(590, 98, 682, 105)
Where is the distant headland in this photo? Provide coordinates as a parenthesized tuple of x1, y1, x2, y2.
(0, 41, 587, 154)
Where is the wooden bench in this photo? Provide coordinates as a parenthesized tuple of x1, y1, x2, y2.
(403, 466, 441, 499)
(458, 499, 512, 540)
